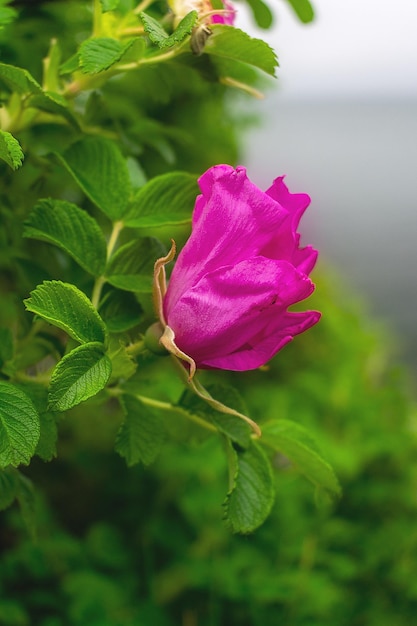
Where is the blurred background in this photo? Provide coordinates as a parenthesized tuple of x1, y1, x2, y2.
(238, 0, 417, 366)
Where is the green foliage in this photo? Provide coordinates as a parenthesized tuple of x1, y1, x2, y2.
(55, 137, 132, 220)
(140, 10, 198, 49)
(0, 130, 24, 169)
(285, 0, 315, 23)
(0, 382, 40, 468)
(105, 237, 165, 292)
(48, 343, 112, 411)
(224, 441, 275, 533)
(124, 172, 199, 228)
(115, 394, 165, 466)
(24, 199, 107, 276)
(24, 281, 108, 345)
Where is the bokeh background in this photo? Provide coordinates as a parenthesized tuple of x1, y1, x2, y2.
(238, 0, 417, 366)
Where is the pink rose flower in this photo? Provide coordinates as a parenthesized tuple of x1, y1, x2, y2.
(156, 165, 320, 375)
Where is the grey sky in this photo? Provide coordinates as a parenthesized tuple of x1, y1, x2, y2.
(237, 0, 417, 99)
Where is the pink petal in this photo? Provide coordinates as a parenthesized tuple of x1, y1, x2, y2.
(200, 310, 321, 371)
(166, 256, 315, 366)
(164, 165, 289, 315)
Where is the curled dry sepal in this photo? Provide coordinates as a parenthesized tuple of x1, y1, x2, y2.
(152, 164, 321, 435)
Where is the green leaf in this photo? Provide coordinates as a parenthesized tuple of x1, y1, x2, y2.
(0, 327, 13, 369)
(245, 0, 273, 29)
(224, 442, 275, 534)
(140, 10, 198, 49)
(100, 0, 120, 11)
(0, 468, 17, 510)
(0, 130, 24, 170)
(35, 412, 58, 462)
(0, 5, 17, 30)
(115, 394, 165, 466)
(261, 420, 341, 498)
(285, 0, 315, 23)
(0, 62, 42, 94)
(179, 384, 252, 449)
(105, 237, 165, 292)
(27, 92, 79, 127)
(24, 199, 107, 276)
(55, 137, 132, 220)
(48, 342, 112, 412)
(205, 25, 278, 76)
(79, 37, 125, 74)
(124, 172, 198, 228)
(99, 290, 144, 332)
(0, 382, 40, 469)
(15, 472, 37, 539)
(24, 280, 107, 345)
(108, 339, 137, 383)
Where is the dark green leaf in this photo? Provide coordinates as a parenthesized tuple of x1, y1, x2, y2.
(0, 468, 17, 510)
(100, 289, 144, 332)
(0, 62, 42, 94)
(55, 137, 132, 220)
(27, 92, 79, 127)
(205, 25, 278, 76)
(24, 199, 107, 276)
(0, 382, 40, 469)
(35, 412, 58, 462)
(246, 0, 273, 29)
(108, 339, 137, 383)
(0, 327, 13, 369)
(15, 472, 37, 539)
(179, 384, 252, 449)
(79, 37, 125, 74)
(48, 342, 112, 412)
(224, 442, 275, 533)
(285, 0, 315, 23)
(261, 420, 341, 498)
(24, 280, 107, 345)
(0, 130, 24, 170)
(105, 237, 165, 292)
(115, 394, 165, 466)
(124, 172, 198, 228)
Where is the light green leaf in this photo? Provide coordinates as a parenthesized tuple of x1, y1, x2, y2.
(140, 10, 197, 49)
(0, 130, 24, 170)
(79, 37, 126, 74)
(179, 384, 252, 449)
(0, 62, 42, 94)
(115, 394, 165, 466)
(105, 237, 165, 292)
(245, 0, 273, 29)
(285, 0, 315, 23)
(55, 137, 132, 220)
(100, 0, 120, 11)
(224, 442, 275, 534)
(0, 5, 17, 30)
(261, 420, 341, 498)
(0, 382, 40, 469)
(124, 172, 198, 228)
(205, 25, 278, 76)
(24, 280, 107, 345)
(48, 342, 112, 412)
(24, 199, 107, 276)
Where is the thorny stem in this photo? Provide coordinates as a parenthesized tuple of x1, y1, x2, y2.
(91, 220, 124, 309)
